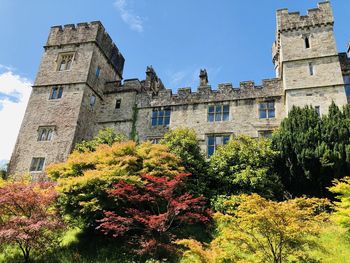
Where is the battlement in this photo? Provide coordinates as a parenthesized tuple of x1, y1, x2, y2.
(46, 21, 125, 77)
(139, 78, 283, 108)
(276, 1, 333, 32)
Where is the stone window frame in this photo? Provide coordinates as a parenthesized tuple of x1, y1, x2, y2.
(207, 104, 230, 122)
(151, 107, 171, 127)
(206, 134, 231, 157)
(57, 52, 75, 71)
(258, 130, 273, 139)
(258, 100, 275, 119)
(49, 86, 63, 100)
(29, 157, 45, 172)
(37, 126, 55, 141)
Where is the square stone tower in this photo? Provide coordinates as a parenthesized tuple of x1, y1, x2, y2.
(272, 1, 347, 114)
(7, 22, 125, 178)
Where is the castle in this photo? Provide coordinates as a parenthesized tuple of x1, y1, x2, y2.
(7, 1, 350, 177)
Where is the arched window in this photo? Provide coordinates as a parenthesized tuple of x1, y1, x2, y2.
(59, 60, 66, 71)
(58, 53, 74, 71)
(305, 37, 310, 49)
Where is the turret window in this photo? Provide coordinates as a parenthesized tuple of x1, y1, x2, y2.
(57, 53, 74, 71)
(304, 37, 310, 49)
(37, 127, 54, 141)
(49, 86, 63, 99)
(30, 157, 45, 172)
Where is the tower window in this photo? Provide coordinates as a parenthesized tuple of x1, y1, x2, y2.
(309, 62, 314, 76)
(315, 106, 320, 116)
(49, 86, 63, 100)
(37, 127, 54, 141)
(57, 53, 74, 71)
(30, 157, 45, 172)
(259, 101, 275, 119)
(96, 67, 101, 78)
(304, 37, 310, 49)
(90, 95, 96, 107)
(115, 99, 121, 109)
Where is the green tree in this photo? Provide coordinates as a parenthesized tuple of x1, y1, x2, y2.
(74, 128, 127, 153)
(161, 128, 208, 195)
(329, 177, 350, 230)
(178, 194, 329, 263)
(46, 140, 184, 228)
(272, 103, 350, 197)
(209, 135, 282, 198)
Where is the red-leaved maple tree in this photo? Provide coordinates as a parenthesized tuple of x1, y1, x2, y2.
(0, 182, 64, 263)
(97, 173, 211, 256)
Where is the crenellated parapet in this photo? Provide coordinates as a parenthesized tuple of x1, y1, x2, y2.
(46, 21, 125, 77)
(276, 1, 333, 32)
(137, 78, 283, 108)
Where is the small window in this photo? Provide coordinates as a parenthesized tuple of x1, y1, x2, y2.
(151, 108, 171, 127)
(149, 138, 162, 144)
(259, 101, 275, 119)
(258, 130, 273, 139)
(207, 134, 230, 157)
(305, 37, 310, 49)
(315, 106, 320, 116)
(37, 127, 54, 141)
(90, 95, 96, 107)
(115, 99, 121, 109)
(49, 86, 63, 100)
(30, 157, 45, 172)
(207, 104, 229, 122)
(58, 53, 73, 71)
(96, 67, 101, 78)
(309, 62, 314, 76)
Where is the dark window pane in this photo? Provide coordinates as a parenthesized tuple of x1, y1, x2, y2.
(115, 99, 121, 109)
(223, 112, 229, 121)
(158, 117, 164, 125)
(159, 111, 164, 117)
(259, 110, 267, 119)
(152, 111, 158, 119)
(164, 117, 170, 125)
(50, 87, 58, 99)
(58, 87, 63, 99)
(345, 85, 350, 96)
(215, 113, 222, 122)
(152, 118, 157, 126)
(208, 136, 214, 146)
(165, 110, 171, 117)
(215, 105, 222, 113)
(268, 102, 274, 109)
(268, 110, 275, 118)
(223, 136, 230, 144)
(208, 146, 214, 157)
(223, 105, 229, 113)
(208, 106, 214, 113)
(259, 103, 267, 110)
(208, 113, 214, 122)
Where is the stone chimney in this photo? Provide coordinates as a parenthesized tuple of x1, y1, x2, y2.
(199, 69, 208, 86)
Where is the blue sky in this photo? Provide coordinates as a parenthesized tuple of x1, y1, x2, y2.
(0, 0, 350, 161)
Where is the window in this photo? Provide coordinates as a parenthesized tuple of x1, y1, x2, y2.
(96, 67, 101, 78)
(30, 157, 45, 172)
(37, 127, 54, 141)
(309, 62, 314, 76)
(58, 53, 73, 71)
(149, 138, 162, 144)
(304, 37, 310, 49)
(207, 135, 230, 157)
(343, 75, 350, 96)
(90, 95, 96, 107)
(49, 86, 63, 100)
(115, 99, 121, 109)
(258, 130, 273, 139)
(259, 101, 275, 119)
(315, 106, 320, 116)
(208, 104, 229, 122)
(151, 108, 171, 127)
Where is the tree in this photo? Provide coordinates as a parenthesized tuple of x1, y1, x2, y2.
(97, 173, 211, 258)
(272, 103, 350, 197)
(74, 128, 127, 153)
(178, 194, 329, 263)
(209, 135, 282, 198)
(329, 177, 350, 230)
(46, 140, 185, 228)
(161, 128, 208, 195)
(0, 181, 64, 263)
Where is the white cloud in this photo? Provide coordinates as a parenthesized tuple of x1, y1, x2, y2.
(114, 0, 144, 32)
(0, 70, 32, 162)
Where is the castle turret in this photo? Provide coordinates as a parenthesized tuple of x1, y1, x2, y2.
(199, 69, 208, 86)
(8, 21, 125, 178)
(273, 1, 347, 114)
